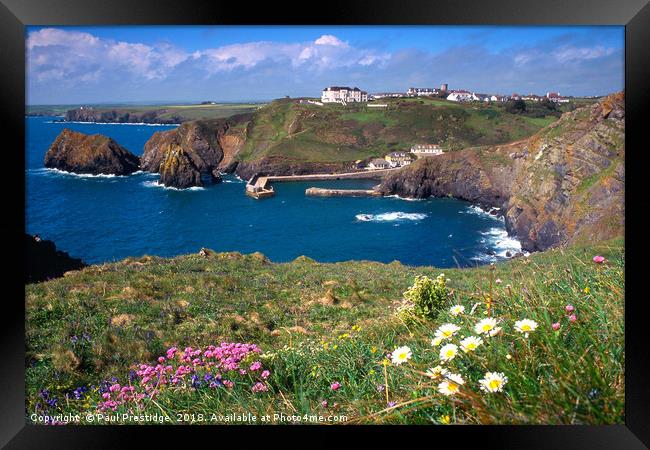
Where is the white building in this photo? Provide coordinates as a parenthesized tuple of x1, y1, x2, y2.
(322, 86, 368, 103)
(446, 90, 474, 102)
(372, 92, 407, 99)
(407, 87, 439, 97)
(385, 151, 412, 168)
(367, 158, 391, 170)
(546, 92, 570, 103)
(410, 144, 444, 157)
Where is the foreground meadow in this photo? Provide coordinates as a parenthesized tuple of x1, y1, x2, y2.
(25, 239, 624, 425)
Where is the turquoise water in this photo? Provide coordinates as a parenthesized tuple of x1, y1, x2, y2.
(25, 116, 522, 266)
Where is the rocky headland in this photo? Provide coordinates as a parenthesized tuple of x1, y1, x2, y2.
(379, 93, 625, 251)
(140, 118, 246, 188)
(44, 129, 140, 175)
(64, 108, 182, 124)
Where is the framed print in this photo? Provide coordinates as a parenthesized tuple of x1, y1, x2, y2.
(2, 0, 649, 447)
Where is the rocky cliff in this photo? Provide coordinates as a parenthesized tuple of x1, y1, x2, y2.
(44, 129, 140, 175)
(379, 93, 625, 252)
(65, 108, 182, 124)
(25, 234, 86, 283)
(233, 157, 353, 181)
(141, 118, 249, 188)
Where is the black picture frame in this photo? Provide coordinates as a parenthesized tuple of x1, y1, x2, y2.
(3, 0, 648, 447)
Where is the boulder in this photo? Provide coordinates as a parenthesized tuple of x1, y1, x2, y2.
(44, 129, 140, 175)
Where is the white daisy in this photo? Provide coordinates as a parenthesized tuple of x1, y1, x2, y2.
(514, 319, 538, 337)
(435, 323, 461, 340)
(437, 373, 465, 396)
(391, 345, 412, 365)
(431, 336, 444, 347)
(474, 318, 499, 336)
(479, 372, 508, 393)
(439, 343, 458, 362)
(425, 365, 448, 379)
(449, 305, 465, 316)
(460, 336, 483, 353)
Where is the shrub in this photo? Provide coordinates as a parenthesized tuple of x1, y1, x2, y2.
(402, 274, 449, 320)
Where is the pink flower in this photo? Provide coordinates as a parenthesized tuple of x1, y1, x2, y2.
(261, 370, 270, 379)
(565, 304, 574, 313)
(495, 278, 502, 284)
(569, 314, 577, 323)
(552, 322, 561, 331)
(593, 255, 605, 264)
(330, 382, 341, 391)
(321, 400, 328, 408)
(158, 356, 165, 363)
(251, 382, 268, 393)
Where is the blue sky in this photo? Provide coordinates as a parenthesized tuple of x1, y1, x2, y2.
(26, 26, 624, 105)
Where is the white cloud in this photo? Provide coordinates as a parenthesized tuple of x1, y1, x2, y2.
(26, 28, 99, 50)
(27, 28, 190, 82)
(27, 28, 390, 84)
(314, 34, 348, 47)
(553, 45, 615, 63)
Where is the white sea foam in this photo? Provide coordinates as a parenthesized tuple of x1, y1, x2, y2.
(471, 227, 529, 263)
(39, 168, 126, 178)
(141, 180, 205, 191)
(462, 204, 505, 223)
(384, 194, 426, 202)
(46, 121, 180, 127)
(355, 212, 427, 222)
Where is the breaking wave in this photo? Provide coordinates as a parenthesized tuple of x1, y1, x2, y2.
(472, 227, 528, 263)
(355, 212, 427, 222)
(462, 204, 504, 222)
(141, 180, 205, 191)
(34, 168, 126, 178)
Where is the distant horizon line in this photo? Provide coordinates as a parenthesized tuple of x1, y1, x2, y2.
(27, 91, 617, 107)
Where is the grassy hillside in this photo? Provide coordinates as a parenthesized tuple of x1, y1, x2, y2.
(26, 238, 624, 424)
(234, 97, 562, 164)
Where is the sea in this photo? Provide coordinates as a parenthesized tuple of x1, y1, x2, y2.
(25, 116, 524, 267)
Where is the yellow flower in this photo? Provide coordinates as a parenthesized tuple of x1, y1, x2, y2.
(333, 344, 338, 350)
(370, 346, 378, 353)
(369, 369, 375, 376)
(583, 287, 590, 294)
(431, 336, 444, 347)
(439, 415, 451, 425)
(479, 372, 508, 393)
(352, 324, 361, 332)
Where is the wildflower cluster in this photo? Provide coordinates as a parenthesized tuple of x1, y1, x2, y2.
(401, 274, 450, 320)
(39, 342, 273, 415)
(136, 343, 269, 393)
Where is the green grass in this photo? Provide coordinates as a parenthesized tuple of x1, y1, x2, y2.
(26, 238, 624, 424)
(233, 98, 562, 163)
